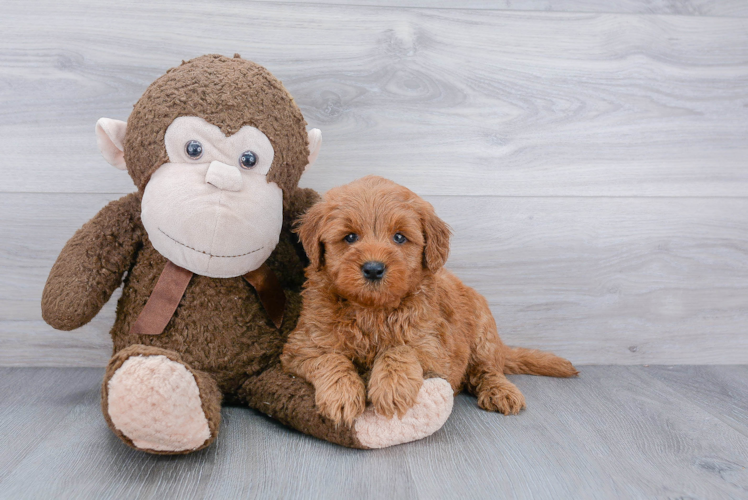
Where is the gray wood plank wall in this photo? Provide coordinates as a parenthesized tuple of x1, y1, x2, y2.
(1, 0, 746, 366)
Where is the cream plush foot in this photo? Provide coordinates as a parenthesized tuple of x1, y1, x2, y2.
(354, 378, 454, 448)
(105, 352, 219, 453)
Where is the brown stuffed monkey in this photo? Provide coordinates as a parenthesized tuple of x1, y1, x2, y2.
(41, 54, 453, 454)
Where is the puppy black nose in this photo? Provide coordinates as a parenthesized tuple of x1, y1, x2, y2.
(362, 261, 386, 281)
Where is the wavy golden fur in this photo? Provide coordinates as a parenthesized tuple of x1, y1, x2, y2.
(281, 176, 578, 426)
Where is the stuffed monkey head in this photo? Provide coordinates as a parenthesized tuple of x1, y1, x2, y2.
(95, 54, 321, 278)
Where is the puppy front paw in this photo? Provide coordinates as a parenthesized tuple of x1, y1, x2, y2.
(315, 372, 366, 427)
(477, 384, 526, 415)
(369, 366, 424, 419)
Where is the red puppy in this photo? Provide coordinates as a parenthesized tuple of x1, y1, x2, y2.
(282, 176, 578, 426)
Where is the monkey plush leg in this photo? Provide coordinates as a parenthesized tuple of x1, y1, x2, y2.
(102, 345, 222, 454)
(239, 363, 453, 449)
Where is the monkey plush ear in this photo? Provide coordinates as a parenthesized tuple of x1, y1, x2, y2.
(306, 129, 322, 170)
(95, 118, 127, 170)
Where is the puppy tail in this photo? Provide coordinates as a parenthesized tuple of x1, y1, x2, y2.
(503, 347, 579, 378)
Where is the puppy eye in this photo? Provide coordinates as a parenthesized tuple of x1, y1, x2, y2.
(344, 233, 359, 244)
(185, 140, 203, 159)
(393, 232, 407, 244)
(239, 150, 258, 169)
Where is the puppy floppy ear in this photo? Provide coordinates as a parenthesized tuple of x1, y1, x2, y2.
(295, 202, 327, 270)
(420, 201, 451, 272)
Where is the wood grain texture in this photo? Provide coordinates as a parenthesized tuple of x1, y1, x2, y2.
(0, 1, 747, 196)
(0, 368, 99, 484)
(246, 0, 748, 17)
(644, 365, 748, 437)
(1, 366, 747, 499)
(3, 193, 746, 366)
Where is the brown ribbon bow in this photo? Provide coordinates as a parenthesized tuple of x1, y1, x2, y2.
(130, 261, 286, 336)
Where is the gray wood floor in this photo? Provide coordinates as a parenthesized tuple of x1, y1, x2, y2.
(1, 366, 747, 500)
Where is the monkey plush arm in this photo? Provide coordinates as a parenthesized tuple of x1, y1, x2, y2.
(42, 193, 143, 331)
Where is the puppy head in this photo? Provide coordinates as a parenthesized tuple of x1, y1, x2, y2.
(297, 176, 451, 307)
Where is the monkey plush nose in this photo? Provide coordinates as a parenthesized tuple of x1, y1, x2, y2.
(205, 161, 243, 191)
(362, 261, 386, 281)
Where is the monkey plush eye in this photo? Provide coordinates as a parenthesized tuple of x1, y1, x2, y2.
(393, 232, 407, 244)
(239, 150, 258, 169)
(185, 140, 203, 159)
(344, 233, 359, 244)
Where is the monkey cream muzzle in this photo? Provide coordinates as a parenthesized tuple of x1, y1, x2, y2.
(141, 162, 283, 278)
(205, 161, 243, 192)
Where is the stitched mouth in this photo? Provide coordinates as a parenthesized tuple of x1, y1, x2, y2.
(158, 228, 263, 258)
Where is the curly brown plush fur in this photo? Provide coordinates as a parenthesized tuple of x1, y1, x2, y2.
(41, 55, 366, 452)
(124, 54, 309, 202)
(282, 176, 578, 426)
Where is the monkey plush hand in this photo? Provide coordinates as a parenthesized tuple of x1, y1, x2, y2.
(41, 55, 453, 454)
